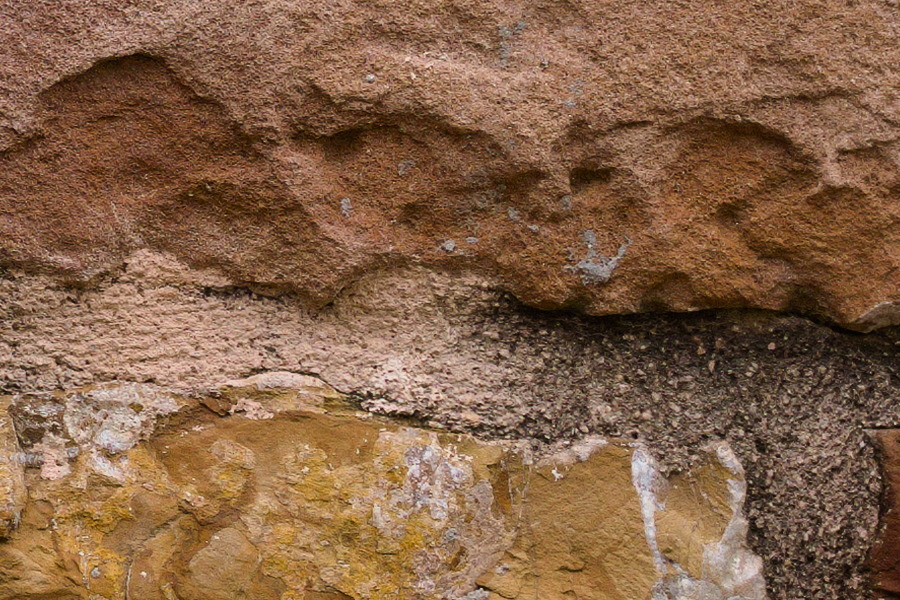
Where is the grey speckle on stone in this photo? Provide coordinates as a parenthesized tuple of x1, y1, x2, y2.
(440, 240, 457, 253)
(566, 232, 630, 285)
(340, 198, 352, 217)
(568, 78, 585, 97)
(507, 207, 520, 222)
(465, 237, 479, 245)
(528, 224, 540, 233)
(397, 159, 416, 176)
(561, 195, 573, 211)
(364, 73, 376, 83)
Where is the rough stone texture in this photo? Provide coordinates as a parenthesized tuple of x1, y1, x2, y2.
(0, 0, 898, 329)
(0, 396, 25, 538)
(0, 257, 897, 600)
(0, 381, 764, 600)
(870, 429, 900, 599)
(1, 3, 898, 597)
(479, 441, 766, 600)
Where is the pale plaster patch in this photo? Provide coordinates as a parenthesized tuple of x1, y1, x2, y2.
(632, 445, 669, 574)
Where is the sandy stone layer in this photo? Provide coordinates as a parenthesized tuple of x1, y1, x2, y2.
(0, 0, 898, 328)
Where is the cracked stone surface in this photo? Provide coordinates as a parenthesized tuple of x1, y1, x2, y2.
(0, 380, 765, 600)
(0, 0, 898, 329)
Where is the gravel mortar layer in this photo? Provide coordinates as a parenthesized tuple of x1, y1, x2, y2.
(0, 262, 897, 599)
(437, 298, 899, 600)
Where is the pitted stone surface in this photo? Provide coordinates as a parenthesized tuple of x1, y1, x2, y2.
(0, 1, 897, 328)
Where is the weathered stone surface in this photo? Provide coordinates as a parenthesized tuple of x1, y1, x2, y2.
(0, 263, 896, 600)
(870, 430, 900, 599)
(0, 397, 25, 538)
(0, 381, 765, 600)
(0, 1, 897, 329)
(478, 441, 766, 600)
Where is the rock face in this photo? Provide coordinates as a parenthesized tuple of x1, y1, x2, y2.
(0, 397, 26, 539)
(0, 0, 898, 329)
(871, 430, 900, 599)
(0, 259, 897, 600)
(0, 379, 766, 600)
(0, 3, 898, 600)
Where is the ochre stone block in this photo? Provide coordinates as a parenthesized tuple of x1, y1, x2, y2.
(0, 380, 766, 600)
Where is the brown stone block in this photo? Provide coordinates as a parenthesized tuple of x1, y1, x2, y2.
(0, 0, 898, 329)
(871, 430, 900, 599)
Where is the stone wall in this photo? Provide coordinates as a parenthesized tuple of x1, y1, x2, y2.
(0, 262, 897, 599)
(0, 1, 898, 599)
